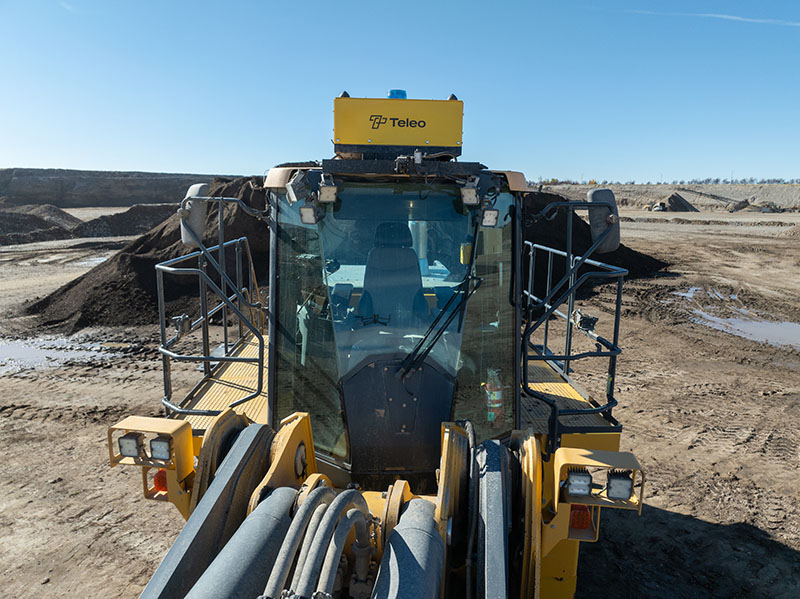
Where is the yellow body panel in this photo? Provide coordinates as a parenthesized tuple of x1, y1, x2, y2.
(180, 336, 270, 432)
(560, 432, 621, 453)
(519, 434, 542, 599)
(247, 412, 318, 514)
(334, 97, 463, 147)
(539, 539, 581, 598)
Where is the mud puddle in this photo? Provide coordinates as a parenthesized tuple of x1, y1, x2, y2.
(691, 310, 800, 349)
(673, 286, 800, 349)
(0, 336, 118, 375)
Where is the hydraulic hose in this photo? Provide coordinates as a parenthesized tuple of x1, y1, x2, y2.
(185, 487, 296, 599)
(294, 489, 371, 599)
(262, 486, 336, 598)
(371, 499, 444, 599)
(316, 508, 371, 596)
(457, 419, 478, 599)
(289, 503, 329, 592)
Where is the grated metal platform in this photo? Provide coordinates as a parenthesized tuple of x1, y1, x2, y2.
(179, 336, 269, 432)
(521, 361, 612, 432)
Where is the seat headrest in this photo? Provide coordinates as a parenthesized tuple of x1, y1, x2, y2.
(375, 222, 413, 248)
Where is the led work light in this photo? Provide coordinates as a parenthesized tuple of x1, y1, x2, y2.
(318, 175, 338, 203)
(299, 203, 321, 225)
(565, 468, 592, 496)
(607, 470, 634, 500)
(118, 432, 144, 458)
(460, 178, 481, 206)
(149, 435, 172, 461)
(481, 209, 500, 227)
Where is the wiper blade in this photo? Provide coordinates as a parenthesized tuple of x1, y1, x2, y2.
(397, 275, 482, 379)
(397, 217, 481, 379)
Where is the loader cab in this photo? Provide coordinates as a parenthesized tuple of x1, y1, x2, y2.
(269, 172, 519, 487)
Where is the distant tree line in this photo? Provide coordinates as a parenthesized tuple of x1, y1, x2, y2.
(529, 177, 800, 186)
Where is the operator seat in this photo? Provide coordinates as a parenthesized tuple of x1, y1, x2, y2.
(357, 222, 428, 326)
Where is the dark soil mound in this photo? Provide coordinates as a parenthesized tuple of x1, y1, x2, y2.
(27, 177, 268, 331)
(665, 192, 699, 212)
(0, 226, 74, 246)
(523, 191, 667, 298)
(1, 202, 84, 230)
(73, 204, 177, 237)
(0, 211, 75, 246)
(0, 210, 57, 235)
(0, 202, 85, 245)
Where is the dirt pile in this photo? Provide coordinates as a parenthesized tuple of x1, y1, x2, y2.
(73, 204, 177, 237)
(26, 177, 269, 331)
(0, 209, 76, 245)
(664, 192, 699, 212)
(1, 202, 84, 230)
(0, 202, 178, 246)
(0, 203, 79, 246)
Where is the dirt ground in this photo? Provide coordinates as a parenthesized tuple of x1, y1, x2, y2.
(1, 210, 799, 598)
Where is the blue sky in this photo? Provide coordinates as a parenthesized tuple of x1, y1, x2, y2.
(0, 1, 798, 182)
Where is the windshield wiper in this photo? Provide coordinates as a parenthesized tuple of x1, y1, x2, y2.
(396, 274, 482, 380)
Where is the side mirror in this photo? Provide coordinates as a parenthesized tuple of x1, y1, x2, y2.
(179, 183, 209, 248)
(587, 188, 620, 253)
(286, 170, 311, 205)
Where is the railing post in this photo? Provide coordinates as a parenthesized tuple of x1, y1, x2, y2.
(607, 276, 624, 401)
(199, 255, 211, 376)
(544, 250, 553, 353)
(157, 268, 171, 415)
(563, 208, 575, 375)
(236, 239, 244, 339)
(218, 199, 229, 356)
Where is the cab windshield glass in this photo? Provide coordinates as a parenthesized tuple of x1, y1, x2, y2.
(320, 183, 473, 377)
(274, 180, 515, 460)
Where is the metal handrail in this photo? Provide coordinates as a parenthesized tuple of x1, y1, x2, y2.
(520, 203, 626, 453)
(155, 195, 269, 420)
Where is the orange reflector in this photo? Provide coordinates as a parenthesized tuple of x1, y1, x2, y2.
(154, 468, 168, 493)
(569, 504, 591, 530)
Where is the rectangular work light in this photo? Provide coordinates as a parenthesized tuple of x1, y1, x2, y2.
(565, 468, 592, 496)
(149, 435, 172, 461)
(460, 177, 480, 206)
(481, 209, 500, 228)
(318, 175, 338, 203)
(299, 204, 321, 225)
(607, 470, 634, 500)
(118, 432, 145, 458)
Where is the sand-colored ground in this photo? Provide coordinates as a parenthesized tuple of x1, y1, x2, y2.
(1, 211, 799, 597)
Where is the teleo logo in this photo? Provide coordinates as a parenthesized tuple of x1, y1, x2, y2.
(369, 115, 426, 130)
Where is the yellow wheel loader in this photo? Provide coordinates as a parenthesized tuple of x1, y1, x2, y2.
(108, 91, 644, 598)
